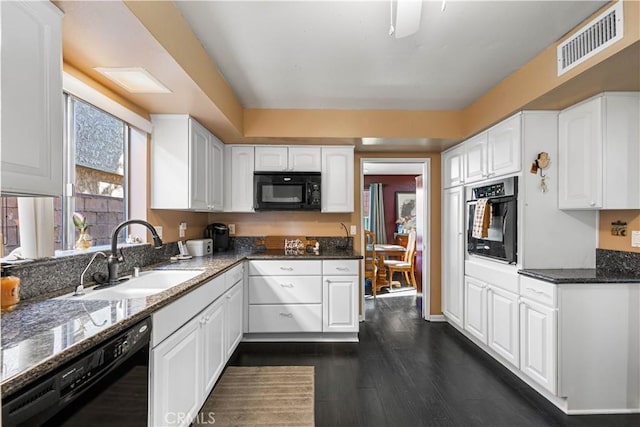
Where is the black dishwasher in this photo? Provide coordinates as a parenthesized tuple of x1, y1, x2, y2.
(2, 317, 151, 427)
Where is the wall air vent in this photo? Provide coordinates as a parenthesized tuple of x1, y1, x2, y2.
(557, 1, 623, 76)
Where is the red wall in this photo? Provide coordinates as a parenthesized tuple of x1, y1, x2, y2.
(363, 175, 417, 243)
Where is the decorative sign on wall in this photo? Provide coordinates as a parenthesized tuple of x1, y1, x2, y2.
(611, 220, 627, 236)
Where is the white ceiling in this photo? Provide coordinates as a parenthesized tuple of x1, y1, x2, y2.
(175, 0, 606, 111)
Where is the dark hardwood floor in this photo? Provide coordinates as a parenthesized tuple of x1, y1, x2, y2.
(230, 295, 640, 426)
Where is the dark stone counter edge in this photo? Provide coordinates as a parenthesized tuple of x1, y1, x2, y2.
(518, 269, 640, 284)
(1, 251, 362, 396)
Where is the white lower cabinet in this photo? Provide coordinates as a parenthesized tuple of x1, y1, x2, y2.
(151, 315, 202, 427)
(487, 286, 519, 368)
(151, 268, 244, 427)
(519, 296, 557, 395)
(247, 259, 359, 337)
(464, 276, 519, 369)
(464, 277, 487, 344)
(323, 275, 358, 332)
(201, 298, 226, 397)
(225, 281, 244, 358)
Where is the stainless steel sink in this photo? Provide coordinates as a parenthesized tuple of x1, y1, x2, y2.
(59, 269, 204, 301)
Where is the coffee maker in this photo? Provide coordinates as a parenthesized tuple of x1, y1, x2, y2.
(204, 223, 230, 252)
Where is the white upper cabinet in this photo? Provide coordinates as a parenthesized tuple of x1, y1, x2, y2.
(559, 92, 640, 210)
(463, 113, 522, 185)
(463, 133, 488, 184)
(151, 115, 224, 211)
(321, 146, 354, 212)
(1, 1, 63, 197)
(208, 135, 225, 211)
(255, 146, 321, 172)
(442, 146, 465, 188)
(487, 114, 522, 178)
(224, 145, 255, 212)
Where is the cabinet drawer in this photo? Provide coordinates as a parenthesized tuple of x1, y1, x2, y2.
(248, 304, 322, 332)
(322, 260, 359, 275)
(153, 274, 225, 346)
(249, 260, 321, 276)
(225, 263, 244, 289)
(520, 276, 557, 307)
(249, 276, 322, 304)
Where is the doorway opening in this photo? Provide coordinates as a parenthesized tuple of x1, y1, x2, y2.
(360, 158, 431, 321)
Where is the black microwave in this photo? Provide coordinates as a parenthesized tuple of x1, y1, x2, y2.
(254, 172, 321, 211)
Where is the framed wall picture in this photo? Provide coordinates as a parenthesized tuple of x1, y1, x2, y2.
(395, 191, 416, 231)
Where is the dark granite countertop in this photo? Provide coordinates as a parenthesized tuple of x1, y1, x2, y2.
(1, 249, 361, 396)
(518, 268, 640, 284)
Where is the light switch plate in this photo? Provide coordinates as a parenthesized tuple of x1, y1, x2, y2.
(154, 226, 163, 239)
(632, 231, 640, 248)
(350, 225, 357, 235)
(228, 224, 236, 235)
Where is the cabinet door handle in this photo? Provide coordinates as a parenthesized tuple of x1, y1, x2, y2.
(226, 294, 231, 299)
(336, 267, 349, 272)
(280, 283, 294, 288)
(280, 267, 294, 271)
(589, 201, 596, 207)
(279, 312, 293, 318)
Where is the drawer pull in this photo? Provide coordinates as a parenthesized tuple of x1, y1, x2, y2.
(280, 283, 294, 288)
(279, 312, 293, 318)
(336, 267, 350, 272)
(526, 287, 550, 298)
(280, 267, 294, 271)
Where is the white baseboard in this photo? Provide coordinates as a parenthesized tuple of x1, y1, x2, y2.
(242, 332, 359, 343)
(427, 314, 446, 322)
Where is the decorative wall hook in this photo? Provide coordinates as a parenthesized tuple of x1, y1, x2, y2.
(530, 152, 550, 192)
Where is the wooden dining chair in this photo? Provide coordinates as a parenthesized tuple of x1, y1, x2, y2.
(383, 230, 417, 289)
(364, 230, 379, 298)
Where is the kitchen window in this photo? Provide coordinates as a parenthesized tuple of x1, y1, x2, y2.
(60, 94, 129, 250)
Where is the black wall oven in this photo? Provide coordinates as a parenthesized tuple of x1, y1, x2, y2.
(466, 177, 518, 264)
(254, 172, 321, 211)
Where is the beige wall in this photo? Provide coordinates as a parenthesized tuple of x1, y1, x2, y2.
(599, 210, 640, 253)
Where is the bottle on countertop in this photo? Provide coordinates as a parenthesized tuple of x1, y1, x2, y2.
(1, 266, 20, 312)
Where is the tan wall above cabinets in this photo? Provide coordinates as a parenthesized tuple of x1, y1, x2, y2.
(207, 212, 356, 239)
(147, 209, 210, 243)
(599, 210, 640, 253)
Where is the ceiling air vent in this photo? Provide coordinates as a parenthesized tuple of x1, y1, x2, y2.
(557, 1, 623, 76)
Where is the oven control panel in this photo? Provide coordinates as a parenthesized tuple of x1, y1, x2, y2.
(473, 182, 505, 198)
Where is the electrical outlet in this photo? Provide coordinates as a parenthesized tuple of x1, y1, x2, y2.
(632, 231, 640, 248)
(350, 225, 357, 235)
(179, 221, 187, 238)
(154, 226, 163, 239)
(228, 224, 236, 235)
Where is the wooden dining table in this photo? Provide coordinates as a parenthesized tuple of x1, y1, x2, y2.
(369, 244, 406, 288)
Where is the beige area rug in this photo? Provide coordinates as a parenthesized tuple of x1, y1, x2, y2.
(195, 366, 315, 427)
